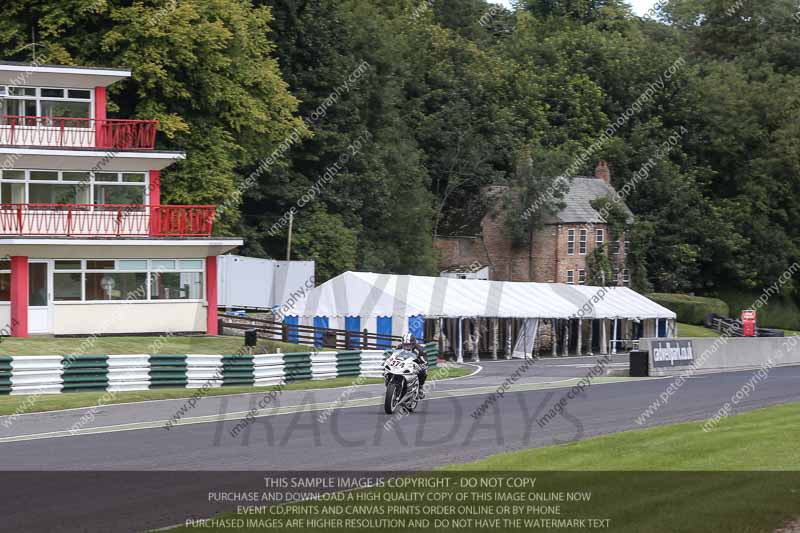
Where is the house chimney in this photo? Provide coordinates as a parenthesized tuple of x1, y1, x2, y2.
(595, 160, 611, 184)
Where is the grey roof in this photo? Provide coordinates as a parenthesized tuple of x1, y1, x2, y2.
(543, 177, 634, 224)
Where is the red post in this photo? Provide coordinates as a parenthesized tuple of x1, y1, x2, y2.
(94, 86, 107, 148)
(10, 256, 28, 337)
(206, 256, 218, 335)
(148, 170, 161, 236)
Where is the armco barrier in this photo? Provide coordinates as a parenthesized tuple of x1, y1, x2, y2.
(638, 336, 800, 377)
(0, 344, 440, 396)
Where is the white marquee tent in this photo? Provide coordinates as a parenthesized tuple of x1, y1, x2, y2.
(285, 272, 676, 359)
(291, 271, 674, 320)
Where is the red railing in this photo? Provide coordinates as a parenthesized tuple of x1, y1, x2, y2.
(0, 116, 158, 150)
(0, 204, 215, 237)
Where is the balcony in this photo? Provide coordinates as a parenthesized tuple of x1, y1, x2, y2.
(0, 204, 215, 237)
(0, 116, 158, 150)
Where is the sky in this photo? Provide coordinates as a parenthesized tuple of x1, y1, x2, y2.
(495, 1, 657, 17)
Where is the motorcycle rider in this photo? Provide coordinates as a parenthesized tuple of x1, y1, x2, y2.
(398, 332, 428, 397)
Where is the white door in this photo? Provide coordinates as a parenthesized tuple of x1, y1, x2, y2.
(28, 261, 52, 333)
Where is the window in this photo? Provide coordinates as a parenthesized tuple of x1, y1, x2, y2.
(54, 273, 82, 301)
(0, 170, 147, 207)
(1, 86, 93, 121)
(86, 272, 147, 301)
(623, 269, 630, 285)
(578, 270, 586, 285)
(50, 259, 205, 302)
(611, 240, 621, 255)
(624, 240, 631, 254)
(566, 270, 574, 284)
(567, 229, 575, 255)
(596, 229, 604, 247)
(0, 261, 9, 302)
(1, 182, 24, 204)
(151, 272, 203, 300)
(86, 260, 114, 270)
(579, 229, 587, 255)
(613, 269, 620, 284)
(95, 184, 145, 206)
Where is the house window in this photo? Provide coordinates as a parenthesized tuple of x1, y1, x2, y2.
(613, 269, 620, 284)
(623, 269, 630, 285)
(596, 229, 604, 247)
(566, 270, 574, 284)
(611, 240, 621, 255)
(567, 229, 575, 255)
(1, 86, 93, 121)
(0, 169, 146, 206)
(49, 259, 204, 302)
(0, 260, 9, 302)
(578, 269, 586, 285)
(579, 229, 587, 255)
(150, 260, 204, 300)
(624, 240, 631, 254)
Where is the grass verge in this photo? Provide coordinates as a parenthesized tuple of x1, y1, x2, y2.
(0, 335, 303, 356)
(0, 363, 471, 416)
(677, 322, 721, 337)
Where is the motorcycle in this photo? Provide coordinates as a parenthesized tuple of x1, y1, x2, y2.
(383, 349, 423, 414)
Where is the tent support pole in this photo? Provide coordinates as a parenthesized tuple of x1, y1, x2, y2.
(601, 319, 608, 355)
(472, 319, 480, 362)
(551, 319, 558, 357)
(505, 320, 512, 359)
(492, 319, 498, 360)
(562, 319, 569, 357)
(435, 318, 443, 355)
(457, 318, 463, 363)
(612, 318, 618, 354)
(576, 318, 583, 356)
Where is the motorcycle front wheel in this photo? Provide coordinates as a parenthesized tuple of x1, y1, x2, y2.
(384, 380, 403, 414)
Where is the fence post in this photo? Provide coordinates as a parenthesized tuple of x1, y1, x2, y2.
(362, 328, 368, 350)
(345, 331, 351, 350)
(282, 322, 288, 343)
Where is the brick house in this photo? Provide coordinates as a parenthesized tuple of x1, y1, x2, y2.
(435, 161, 633, 285)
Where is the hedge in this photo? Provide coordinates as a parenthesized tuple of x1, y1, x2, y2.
(647, 293, 729, 325)
(716, 290, 800, 331)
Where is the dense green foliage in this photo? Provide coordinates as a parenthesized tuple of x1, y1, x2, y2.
(716, 289, 800, 331)
(2, 0, 800, 294)
(648, 292, 730, 325)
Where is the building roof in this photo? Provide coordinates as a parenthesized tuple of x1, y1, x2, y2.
(0, 61, 131, 88)
(544, 177, 634, 225)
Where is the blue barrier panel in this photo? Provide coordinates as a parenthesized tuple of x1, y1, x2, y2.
(408, 314, 424, 339)
(345, 316, 361, 349)
(313, 316, 329, 347)
(284, 316, 300, 343)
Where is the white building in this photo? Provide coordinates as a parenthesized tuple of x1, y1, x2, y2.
(0, 62, 241, 336)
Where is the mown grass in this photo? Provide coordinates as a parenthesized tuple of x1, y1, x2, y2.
(677, 322, 721, 337)
(0, 363, 471, 416)
(443, 401, 800, 471)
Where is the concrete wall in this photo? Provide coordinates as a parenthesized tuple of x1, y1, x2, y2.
(639, 336, 800, 377)
(53, 301, 206, 335)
